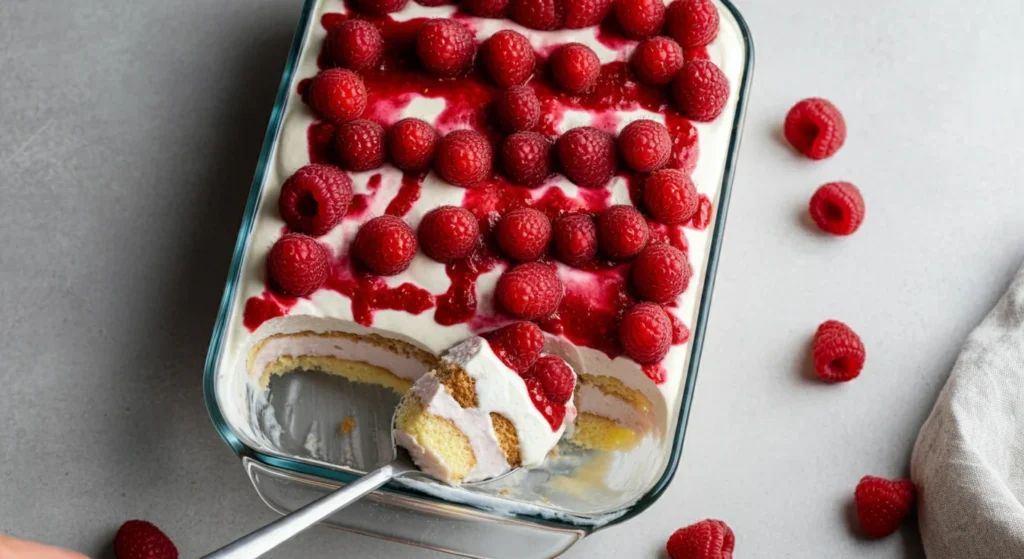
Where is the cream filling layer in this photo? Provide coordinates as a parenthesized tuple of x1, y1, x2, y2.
(248, 334, 429, 381)
(575, 383, 652, 434)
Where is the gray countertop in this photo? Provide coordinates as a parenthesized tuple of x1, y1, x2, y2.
(3, 0, 1023, 557)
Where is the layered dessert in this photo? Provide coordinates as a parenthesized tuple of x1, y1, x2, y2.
(219, 0, 745, 478)
(394, 329, 577, 484)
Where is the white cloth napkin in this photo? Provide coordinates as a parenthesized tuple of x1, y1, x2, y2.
(912, 264, 1024, 558)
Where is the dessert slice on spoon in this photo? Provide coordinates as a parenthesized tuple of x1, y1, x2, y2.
(203, 326, 578, 558)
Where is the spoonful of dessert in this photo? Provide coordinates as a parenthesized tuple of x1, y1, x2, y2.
(201, 322, 578, 559)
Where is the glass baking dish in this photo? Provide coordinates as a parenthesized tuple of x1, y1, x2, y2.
(203, 0, 753, 556)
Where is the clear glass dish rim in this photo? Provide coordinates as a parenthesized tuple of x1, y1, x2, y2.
(202, 0, 754, 534)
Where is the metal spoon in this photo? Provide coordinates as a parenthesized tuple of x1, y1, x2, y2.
(201, 408, 518, 559)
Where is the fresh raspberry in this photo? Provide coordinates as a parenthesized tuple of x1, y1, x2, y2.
(350, 0, 408, 14)
(334, 119, 385, 172)
(618, 302, 672, 364)
(415, 0, 451, 5)
(631, 36, 685, 85)
(267, 234, 330, 297)
(784, 98, 847, 160)
(633, 243, 691, 303)
(387, 118, 438, 172)
(855, 476, 916, 539)
(556, 126, 617, 188)
(672, 60, 729, 122)
(809, 181, 864, 236)
(510, 0, 564, 31)
(464, 0, 511, 17)
(552, 213, 598, 266)
(278, 164, 353, 236)
(665, 0, 721, 49)
(526, 354, 575, 404)
(496, 262, 564, 319)
(615, 0, 665, 39)
(114, 520, 179, 559)
(619, 119, 672, 173)
(523, 375, 567, 429)
(550, 43, 601, 94)
(418, 205, 480, 263)
(666, 519, 735, 559)
(324, 20, 384, 72)
(597, 205, 649, 259)
(812, 320, 866, 383)
(497, 208, 552, 261)
(644, 168, 698, 224)
(495, 85, 541, 132)
(501, 131, 554, 187)
(435, 129, 494, 187)
(564, 0, 615, 28)
(484, 321, 545, 372)
(416, 19, 477, 77)
(353, 215, 417, 275)
(481, 30, 536, 87)
(308, 69, 367, 124)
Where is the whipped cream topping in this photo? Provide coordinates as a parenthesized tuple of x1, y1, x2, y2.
(216, 0, 748, 452)
(396, 337, 576, 483)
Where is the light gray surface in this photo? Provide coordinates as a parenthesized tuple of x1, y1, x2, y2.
(1, 0, 1022, 557)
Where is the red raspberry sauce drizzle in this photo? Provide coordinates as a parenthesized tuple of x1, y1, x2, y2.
(384, 173, 423, 217)
(326, 259, 435, 327)
(244, 291, 299, 331)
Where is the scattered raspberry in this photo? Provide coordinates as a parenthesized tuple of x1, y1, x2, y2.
(553, 213, 598, 266)
(665, 0, 721, 49)
(666, 519, 735, 559)
(416, 19, 477, 77)
(496, 262, 564, 319)
(350, 0, 408, 14)
(527, 354, 576, 404)
(633, 243, 691, 303)
(334, 119, 385, 172)
(510, 0, 564, 30)
(523, 375, 567, 429)
(784, 98, 847, 160)
(855, 476, 916, 539)
(464, 0, 511, 17)
(484, 321, 545, 372)
(550, 43, 601, 94)
(812, 320, 866, 383)
(619, 119, 672, 173)
(308, 69, 367, 124)
(436, 129, 494, 187)
(481, 30, 536, 87)
(324, 20, 384, 72)
(631, 36, 684, 85)
(556, 126, 617, 188)
(115, 520, 178, 559)
(278, 164, 353, 236)
(808, 181, 864, 236)
(267, 233, 330, 297)
(644, 168, 698, 224)
(495, 85, 541, 132)
(353, 215, 418, 275)
(501, 131, 554, 187)
(497, 208, 552, 261)
(615, 0, 666, 39)
(418, 205, 480, 263)
(597, 205, 649, 259)
(387, 117, 438, 172)
(618, 302, 672, 364)
(672, 60, 729, 122)
(564, 0, 615, 28)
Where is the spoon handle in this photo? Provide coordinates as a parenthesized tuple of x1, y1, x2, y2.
(201, 458, 415, 559)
